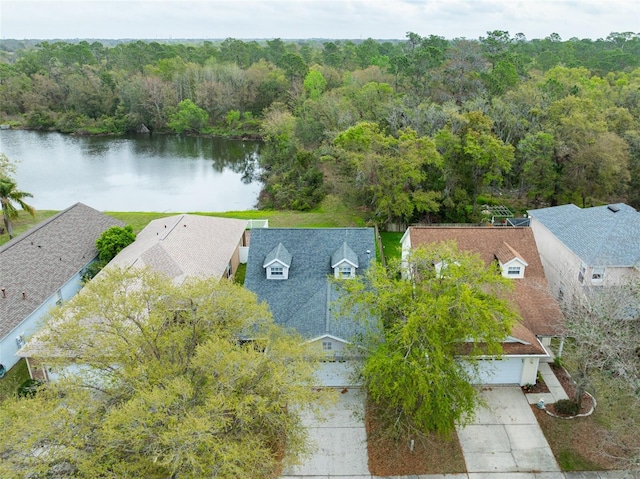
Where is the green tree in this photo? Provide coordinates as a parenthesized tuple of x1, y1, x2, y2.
(303, 68, 327, 100)
(436, 111, 514, 221)
(258, 105, 325, 210)
(0, 161, 36, 239)
(337, 242, 517, 438)
(546, 95, 630, 206)
(333, 122, 442, 225)
(517, 132, 557, 206)
(167, 98, 209, 134)
(0, 267, 326, 478)
(95, 224, 136, 262)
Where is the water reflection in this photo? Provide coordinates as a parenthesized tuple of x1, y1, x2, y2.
(0, 130, 262, 212)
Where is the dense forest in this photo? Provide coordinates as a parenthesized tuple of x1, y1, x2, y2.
(1, 32, 639, 222)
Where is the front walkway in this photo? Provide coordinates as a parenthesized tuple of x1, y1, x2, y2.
(525, 362, 570, 406)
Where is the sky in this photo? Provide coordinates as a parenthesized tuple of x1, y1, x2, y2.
(1, 0, 638, 41)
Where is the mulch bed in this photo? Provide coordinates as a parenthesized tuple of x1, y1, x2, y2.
(521, 375, 550, 394)
(365, 400, 467, 476)
(544, 365, 594, 417)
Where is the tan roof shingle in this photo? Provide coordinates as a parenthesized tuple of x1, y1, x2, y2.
(407, 226, 565, 344)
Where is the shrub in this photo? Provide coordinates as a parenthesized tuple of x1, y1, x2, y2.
(554, 399, 580, 416)
(553, 356, 564, 369)
(81, 259, 108, 283)
(96, 225, 136, 262)
(17, 379, 42, 398)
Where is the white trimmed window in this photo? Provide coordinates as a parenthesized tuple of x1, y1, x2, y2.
(591, 268, 605, 283)
(339, 266, 353, 278)
(270, 266, 283, 276)
(322, 341, 333, 351)
(507, 266, 521, 276)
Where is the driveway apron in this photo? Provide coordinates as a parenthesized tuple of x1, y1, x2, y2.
(281, 388, 370, 477)
(457, 386, 561, 475)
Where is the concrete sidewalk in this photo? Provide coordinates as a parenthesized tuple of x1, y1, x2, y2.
(526, 362, 570, 406)
(373, 472, 639, 478)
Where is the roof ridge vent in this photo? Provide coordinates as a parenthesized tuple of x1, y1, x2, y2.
(607, 205, 620, 213)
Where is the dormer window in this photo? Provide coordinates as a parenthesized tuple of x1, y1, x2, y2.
(263, 243, 292, 280)
(495, 241, 528, 279)
(507, 266, 522, 276)
(338, 266, 354, 278)
(332, 242, 359, 279)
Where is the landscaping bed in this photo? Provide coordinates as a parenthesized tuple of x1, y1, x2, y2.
(365, 400, 466, 476)
(544, 365, 594, 417)
(534, 365, 639, 471)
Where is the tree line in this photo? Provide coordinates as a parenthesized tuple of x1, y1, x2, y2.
(1, 32, 639, 220)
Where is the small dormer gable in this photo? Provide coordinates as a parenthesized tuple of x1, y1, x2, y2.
(263, 243, 292, 279)
(331, 242, 359, 279)
(495, 241, 528, 278)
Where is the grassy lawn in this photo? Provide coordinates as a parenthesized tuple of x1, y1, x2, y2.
(379, 231, 403, 264)
(0, 210, 59, 247)
(0, 359, 30, 403)
(2, 195, 369, 244)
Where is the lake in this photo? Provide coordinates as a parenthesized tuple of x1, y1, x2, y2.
(0, 130, 262, 212)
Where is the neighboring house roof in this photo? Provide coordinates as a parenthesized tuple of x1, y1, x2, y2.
(405, 226, 564, 347)
(0, 203, 123, 340)
(244, 228, 376, 343)
(107, 214, 248, 283)
(528, 203, 640, 268)
(263, 243, 292, 268)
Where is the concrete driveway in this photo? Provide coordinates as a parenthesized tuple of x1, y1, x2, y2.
(457, 386, 561, 477)
(281, 388, 370, 478)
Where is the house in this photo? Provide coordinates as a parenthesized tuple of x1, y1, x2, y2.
(400, 225, 565, 386)
(0, 203, 123, 376)
(244, 228, 376, 386)
(528, 203, 640, 308)
(17, 214, 251, 380)
(105, 214, 249, 283)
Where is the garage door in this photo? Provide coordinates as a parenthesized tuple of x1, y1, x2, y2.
(471, 358, 524, 385)
(315, 361, 360, 387)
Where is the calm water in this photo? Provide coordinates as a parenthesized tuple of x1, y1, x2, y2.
(0, 130, 262, 212)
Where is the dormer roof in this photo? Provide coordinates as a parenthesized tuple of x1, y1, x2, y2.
(331, 242, 359, 269)
(263, 243, 292, 268)
(495, 241, 528, 267)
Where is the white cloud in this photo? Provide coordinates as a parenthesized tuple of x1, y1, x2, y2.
(1, 0, 637, 39)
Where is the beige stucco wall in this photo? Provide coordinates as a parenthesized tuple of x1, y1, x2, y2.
(521, 357, 540, 386)
(531, 216, 640, 309)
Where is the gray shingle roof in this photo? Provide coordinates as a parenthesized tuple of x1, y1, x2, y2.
(263, 243, 292, 268)
(331, 242, 359, 268)
(244, 228, 375, 342)
(0, 203, 124, 339)
(528, 203, 640, 267)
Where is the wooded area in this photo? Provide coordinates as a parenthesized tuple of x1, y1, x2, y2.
(1, 32, 639, 221)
